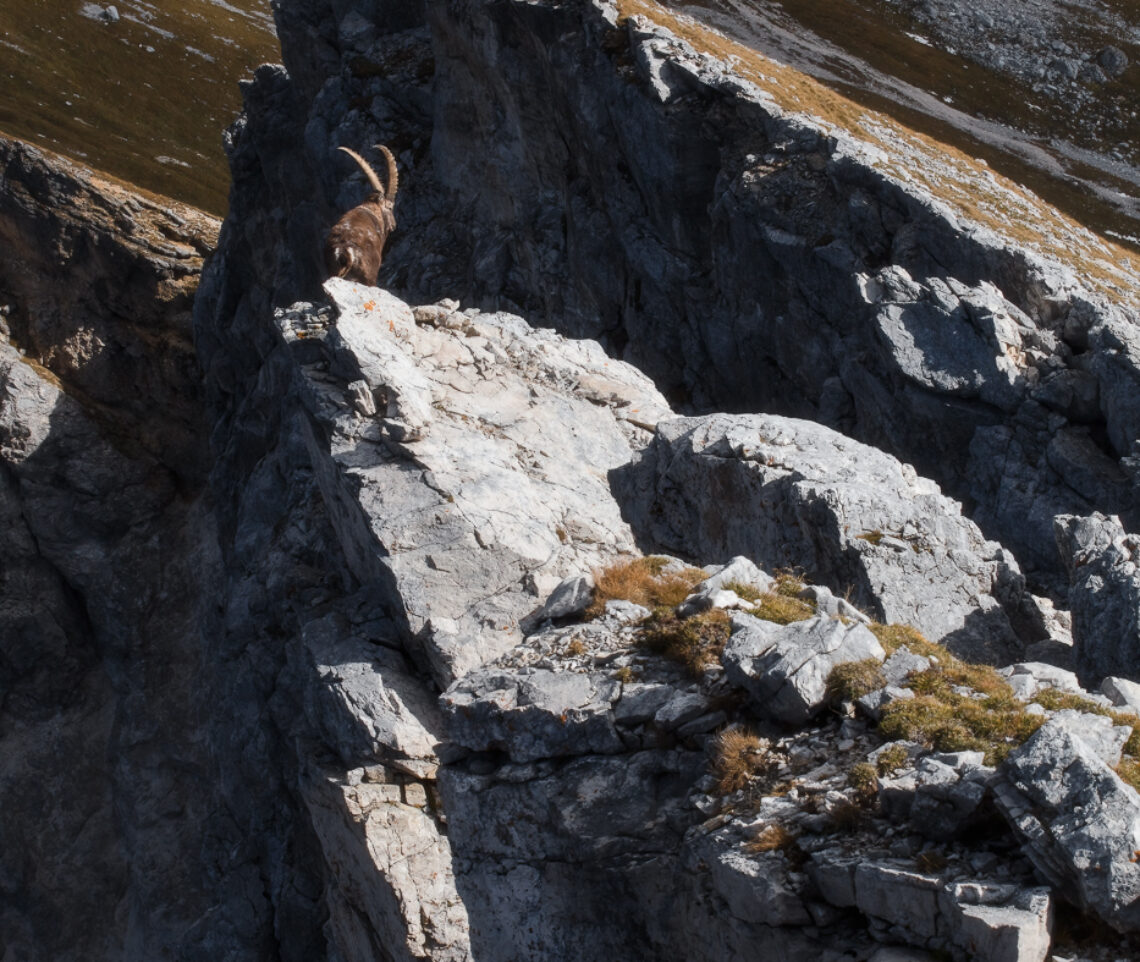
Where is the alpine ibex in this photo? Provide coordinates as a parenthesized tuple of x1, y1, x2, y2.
(324, 144, 398, 286)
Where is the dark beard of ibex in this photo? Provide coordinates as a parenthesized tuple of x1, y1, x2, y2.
(324, 144, 399, 287)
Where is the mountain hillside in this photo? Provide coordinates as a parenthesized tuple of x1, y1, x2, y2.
(3, 1, 1140, 959)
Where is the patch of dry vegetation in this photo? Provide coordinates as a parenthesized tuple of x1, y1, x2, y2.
(710, 727, 771, 794)
(749, 574, 817, 625)
(868, 622, 944, 659)
(640, 608, 732, 676)
(586, 556, 705, 619)
(847, 762, 879, 800)
(745, 822, 800, 855)
(875, 743, 909, 775)
(827, 658, 888, 702)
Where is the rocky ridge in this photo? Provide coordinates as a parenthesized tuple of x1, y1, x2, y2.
(237, 0, 1140, 603)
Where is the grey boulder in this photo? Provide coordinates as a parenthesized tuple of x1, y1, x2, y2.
(618, 413, 1035, 663)
(722, 613, 885, 724)
(993, 716, 1140, 931)
(1055, 512, 1140, 686)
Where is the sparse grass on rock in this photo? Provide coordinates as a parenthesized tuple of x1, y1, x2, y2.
(586, 556, 705, 619)
(847, 762, 879, 800)
(750, 573, 817, 625)
(745, 822, 800, 855)
(868, 622, 944, 659)
(640, 608, 732, 677)
(827, 659, 888, 702)
(876, 743, 909, 775)
(710, 727, 771, 794)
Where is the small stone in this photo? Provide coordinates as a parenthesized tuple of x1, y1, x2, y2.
(347, 379, 377, 416)
(1098, 45, 1129, 79)
(402, 782, 428, 808)
(537, 574, 595, 621)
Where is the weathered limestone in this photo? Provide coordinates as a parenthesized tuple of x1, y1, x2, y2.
(302, 768, 472, 962)
(879, 753, 993, 840)
(620, 413, 1035, 662)
(261, 0, 1140, 596)
(722, 613, 886, 724)
(440, 669, 623, 762)
(1055, 512, 1140, 686)
(994, 716, 1140, 932)
(808, 855, 1052, 961)
(282, 278, 670, 687)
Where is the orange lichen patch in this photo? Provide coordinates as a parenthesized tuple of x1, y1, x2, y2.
(613, 1, 1140, 303)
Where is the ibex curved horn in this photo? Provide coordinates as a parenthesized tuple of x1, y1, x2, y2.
(337, 146, 385, 195)
(325, 144, 401, 287)
(375, 144, 398, 202)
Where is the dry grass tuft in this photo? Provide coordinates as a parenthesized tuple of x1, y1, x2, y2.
(847, 762, 879, 800)
(829, 798, 869, 831)
(915, 850, 949, 873)
(710, 727, 771, 794)
(1116, 757, 1140, 792)
(723, 580, 764, 603)
(745, 822, 800, 855)
(751, 590, 816, 625)
(879, 689, 1045, 765)
(586, 556, 705, 619)
(827, 659, 888, 702)
(640, 607, 732, 677)
(876, 743, 910, 775)
(869, 623, 944, 659)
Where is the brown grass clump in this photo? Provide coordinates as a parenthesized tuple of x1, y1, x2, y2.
(847, 762, 879, 800)
(879, 689, 1045, 765)
(869, 623, 944, 659)
(1116, 758, 1140, 792)
(829, 798, 869, 831)
(723, 580, 764, 603)
(827, 659, 888, 703)
(745, 823, 800, 855)
(907, 662, 1011, 700)
(586, 556, 705, 619)
(752, 594, 816, 625)
(710, 727, 770, 794)
(640, 608, 732, 677)
(876, 743, 910, 775)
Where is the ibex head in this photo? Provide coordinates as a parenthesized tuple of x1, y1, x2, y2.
(324, 144, 399, 286)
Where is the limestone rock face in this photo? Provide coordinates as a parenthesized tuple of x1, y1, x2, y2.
(258, 0, 1140, 593)
(618, 412, 1037, 662)
(282, 277, 669, 686)
(11, 0, 1140, 958)
(722, 614, 886, 724)
(0, 136, 236, 962)
(1055, 512, 1140, 685)
(994, 717, 1140, 932)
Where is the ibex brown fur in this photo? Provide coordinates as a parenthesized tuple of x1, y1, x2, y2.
(324, 144, 398, 286)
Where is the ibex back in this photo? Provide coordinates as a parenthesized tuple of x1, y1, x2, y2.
(324, 145, 398, 286)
